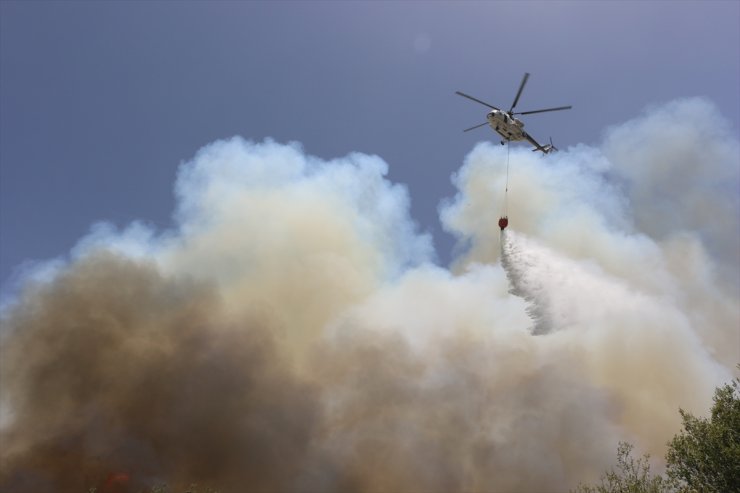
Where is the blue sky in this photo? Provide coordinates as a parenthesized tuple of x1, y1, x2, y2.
(1, 0, 738, 287)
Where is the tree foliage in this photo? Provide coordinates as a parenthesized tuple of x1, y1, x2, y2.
(572, 442, 672, 493)
(665, 377, 740, 492)
(573, 375, 740, 493)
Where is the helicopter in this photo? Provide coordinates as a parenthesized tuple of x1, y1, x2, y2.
(456, 73, 571, 153)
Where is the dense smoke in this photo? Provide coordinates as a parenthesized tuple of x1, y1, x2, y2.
(1, 98, 737, 492)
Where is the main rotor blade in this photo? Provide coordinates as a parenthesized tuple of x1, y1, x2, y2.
(463, 122, 489, 132)
(515, 105, 572, 115)
(455, 91, 500, 110)
(509, 72, 530, 113)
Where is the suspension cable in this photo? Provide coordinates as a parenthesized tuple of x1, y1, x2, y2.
(504, 141, 510, 216)
(498, 142, 511, 233)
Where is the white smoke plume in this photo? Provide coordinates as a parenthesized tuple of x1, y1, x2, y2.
(1, 98, 737, 492)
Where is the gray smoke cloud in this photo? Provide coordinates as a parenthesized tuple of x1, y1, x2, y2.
(1, 99, 737, 492)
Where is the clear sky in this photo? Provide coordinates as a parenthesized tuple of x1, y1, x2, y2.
(1, 0, 739, 288)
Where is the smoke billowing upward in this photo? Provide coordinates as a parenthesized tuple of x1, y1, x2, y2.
(1, 254, 322, 491)
(1, 98, 738, 492)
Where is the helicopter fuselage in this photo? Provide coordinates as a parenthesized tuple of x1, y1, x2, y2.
(487, 110, 525, 142)
(457, 73, 571, 152)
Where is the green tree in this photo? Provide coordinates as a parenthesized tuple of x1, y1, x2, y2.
(573, 374, 740, 493)
(665, 377, 740, 492)
(572, 442, 672, 493)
